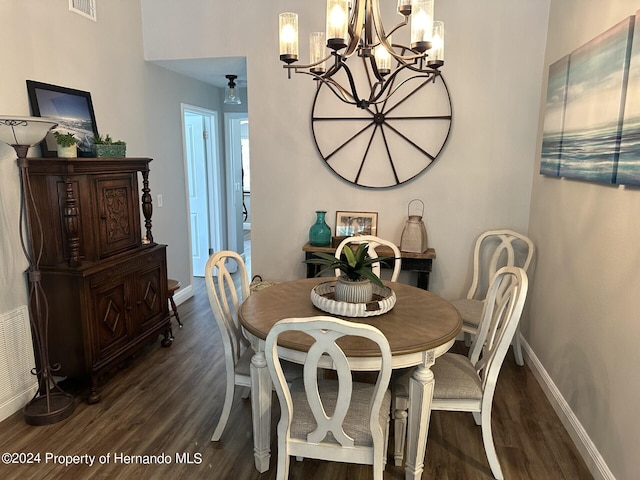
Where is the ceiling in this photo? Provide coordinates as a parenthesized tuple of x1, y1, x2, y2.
(150, 56, 247, 88)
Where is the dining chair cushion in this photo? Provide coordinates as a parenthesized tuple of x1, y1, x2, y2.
(450, 298, 484, 329)
(431, 353, 483, 400)
(289, 378, 391, 447)
(393, 352, 482, 402)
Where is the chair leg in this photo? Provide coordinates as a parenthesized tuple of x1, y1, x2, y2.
(383, 416, 390, 470)
(472, 411, 482, 426)
(211, 382, 235, 441)
(481, 408, 504, 480)
(392, 398, 409, 466)
(239, 386, 251, 399)
(512, 327, 524, 366)
(169, 295, 183, 327)
(277, 439, 290, 480)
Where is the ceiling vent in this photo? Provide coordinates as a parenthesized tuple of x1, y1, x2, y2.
(69, 0, 97, 21)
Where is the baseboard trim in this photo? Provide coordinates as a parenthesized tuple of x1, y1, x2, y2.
(173, 283, 194, 307)
(0, 384, 38, 423)
(519, 334, 614, 480)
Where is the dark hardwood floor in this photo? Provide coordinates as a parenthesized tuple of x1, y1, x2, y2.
(0, 278, 592, 479)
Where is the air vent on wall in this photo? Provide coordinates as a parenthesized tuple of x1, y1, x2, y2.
(0, 306, 36, 409)
(69, 0, 96, 21)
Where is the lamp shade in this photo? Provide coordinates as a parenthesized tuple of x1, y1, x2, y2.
(0, 116, 58, 157)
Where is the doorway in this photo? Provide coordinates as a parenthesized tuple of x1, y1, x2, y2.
(182, 105, 223, 276)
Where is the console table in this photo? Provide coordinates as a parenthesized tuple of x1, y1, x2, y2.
(303, 242, 436, 290)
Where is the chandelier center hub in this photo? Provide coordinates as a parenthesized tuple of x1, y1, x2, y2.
(373, 113, 386, 125)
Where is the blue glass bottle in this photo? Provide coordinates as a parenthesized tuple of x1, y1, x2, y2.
(309, 210, 331, 246)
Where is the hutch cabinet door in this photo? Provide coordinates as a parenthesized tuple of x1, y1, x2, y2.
(135, 256, 168, 334)
(90, 278, 132, 362)
(95, 174, 142, 258)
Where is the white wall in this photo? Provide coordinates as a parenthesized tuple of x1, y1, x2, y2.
(142, 0, 549, 300)
(528, 1, 640, 478)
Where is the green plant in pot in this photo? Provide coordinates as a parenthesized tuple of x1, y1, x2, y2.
(92, 133, 126, 158)
(303, 243, 392, 303)
(53, 131, 77, 158)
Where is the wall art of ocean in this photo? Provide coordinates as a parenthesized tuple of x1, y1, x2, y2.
(617, 117, 640, 185)
(541, 118, 640, 185)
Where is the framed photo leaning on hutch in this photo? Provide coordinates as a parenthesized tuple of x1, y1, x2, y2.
(26, 80, 99, 157)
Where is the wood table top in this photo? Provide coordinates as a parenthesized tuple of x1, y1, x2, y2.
(239, 278, 461, 358)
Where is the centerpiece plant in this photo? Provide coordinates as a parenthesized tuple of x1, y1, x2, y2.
(304, 243, 393, 303)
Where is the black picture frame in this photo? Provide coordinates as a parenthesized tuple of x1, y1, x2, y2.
(26, 80, 98, 157)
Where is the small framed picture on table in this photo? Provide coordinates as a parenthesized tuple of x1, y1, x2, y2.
(335, 211, 378, 237)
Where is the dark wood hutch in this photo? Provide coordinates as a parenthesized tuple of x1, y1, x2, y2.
(22, 157, 171, 403)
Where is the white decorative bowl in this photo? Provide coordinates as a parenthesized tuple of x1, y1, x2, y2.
(311, 280, 396, 317)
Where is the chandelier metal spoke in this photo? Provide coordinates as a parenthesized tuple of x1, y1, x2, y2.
(354, 124, 381, 184)
(383, 121, 437, 161)
(322, 121, 376, 162)
(377, 124, 401, 185)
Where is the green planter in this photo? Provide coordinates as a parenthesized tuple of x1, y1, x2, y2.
(93, 144, 126, 158)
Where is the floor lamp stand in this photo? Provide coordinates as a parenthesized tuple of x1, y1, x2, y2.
(17, 157, 75, 425)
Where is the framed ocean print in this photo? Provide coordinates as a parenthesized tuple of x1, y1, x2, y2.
(617, 12, 640, 186)
(540, 55, 570, 177)
(335, 211, 378, 237)
(26, 80, 98, 157)
(558, 16, 634, 184)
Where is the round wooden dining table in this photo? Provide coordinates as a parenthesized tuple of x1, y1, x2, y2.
(239, 277, 461, 480)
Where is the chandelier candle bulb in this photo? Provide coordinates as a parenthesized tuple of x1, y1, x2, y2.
(411, 0, 434, 53)
(279, 12, 299, 63)
(428, 21, 444, 67)
(326, 0, 349, 49)
(310, 32, 327, 74)
(374, 37, 392, 75)
(397, 0, 412, 16)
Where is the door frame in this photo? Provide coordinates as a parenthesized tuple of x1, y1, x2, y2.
(224, 112, 248, 259)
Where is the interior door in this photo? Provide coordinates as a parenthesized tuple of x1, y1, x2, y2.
(184, 112, 210, 276)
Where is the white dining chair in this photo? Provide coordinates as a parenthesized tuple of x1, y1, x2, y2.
(206, 250, 297, 442)
(334, 235, 402, 281)
(393, 267, 528, 479)
(450, 229, 534, 366)
(265, 316, 393, 480)
(206, 251, 252, 442)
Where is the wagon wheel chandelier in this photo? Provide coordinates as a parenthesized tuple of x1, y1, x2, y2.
(278, 0, 445, 110)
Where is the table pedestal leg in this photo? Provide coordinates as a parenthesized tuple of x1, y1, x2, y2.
(404, 358, 435, 480)
(250, 351, 272, 473)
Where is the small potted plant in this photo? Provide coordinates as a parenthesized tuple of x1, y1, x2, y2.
(53, 131, 77, 158)
(303, 243, 392, 303)
(92, 133, 127, 158)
